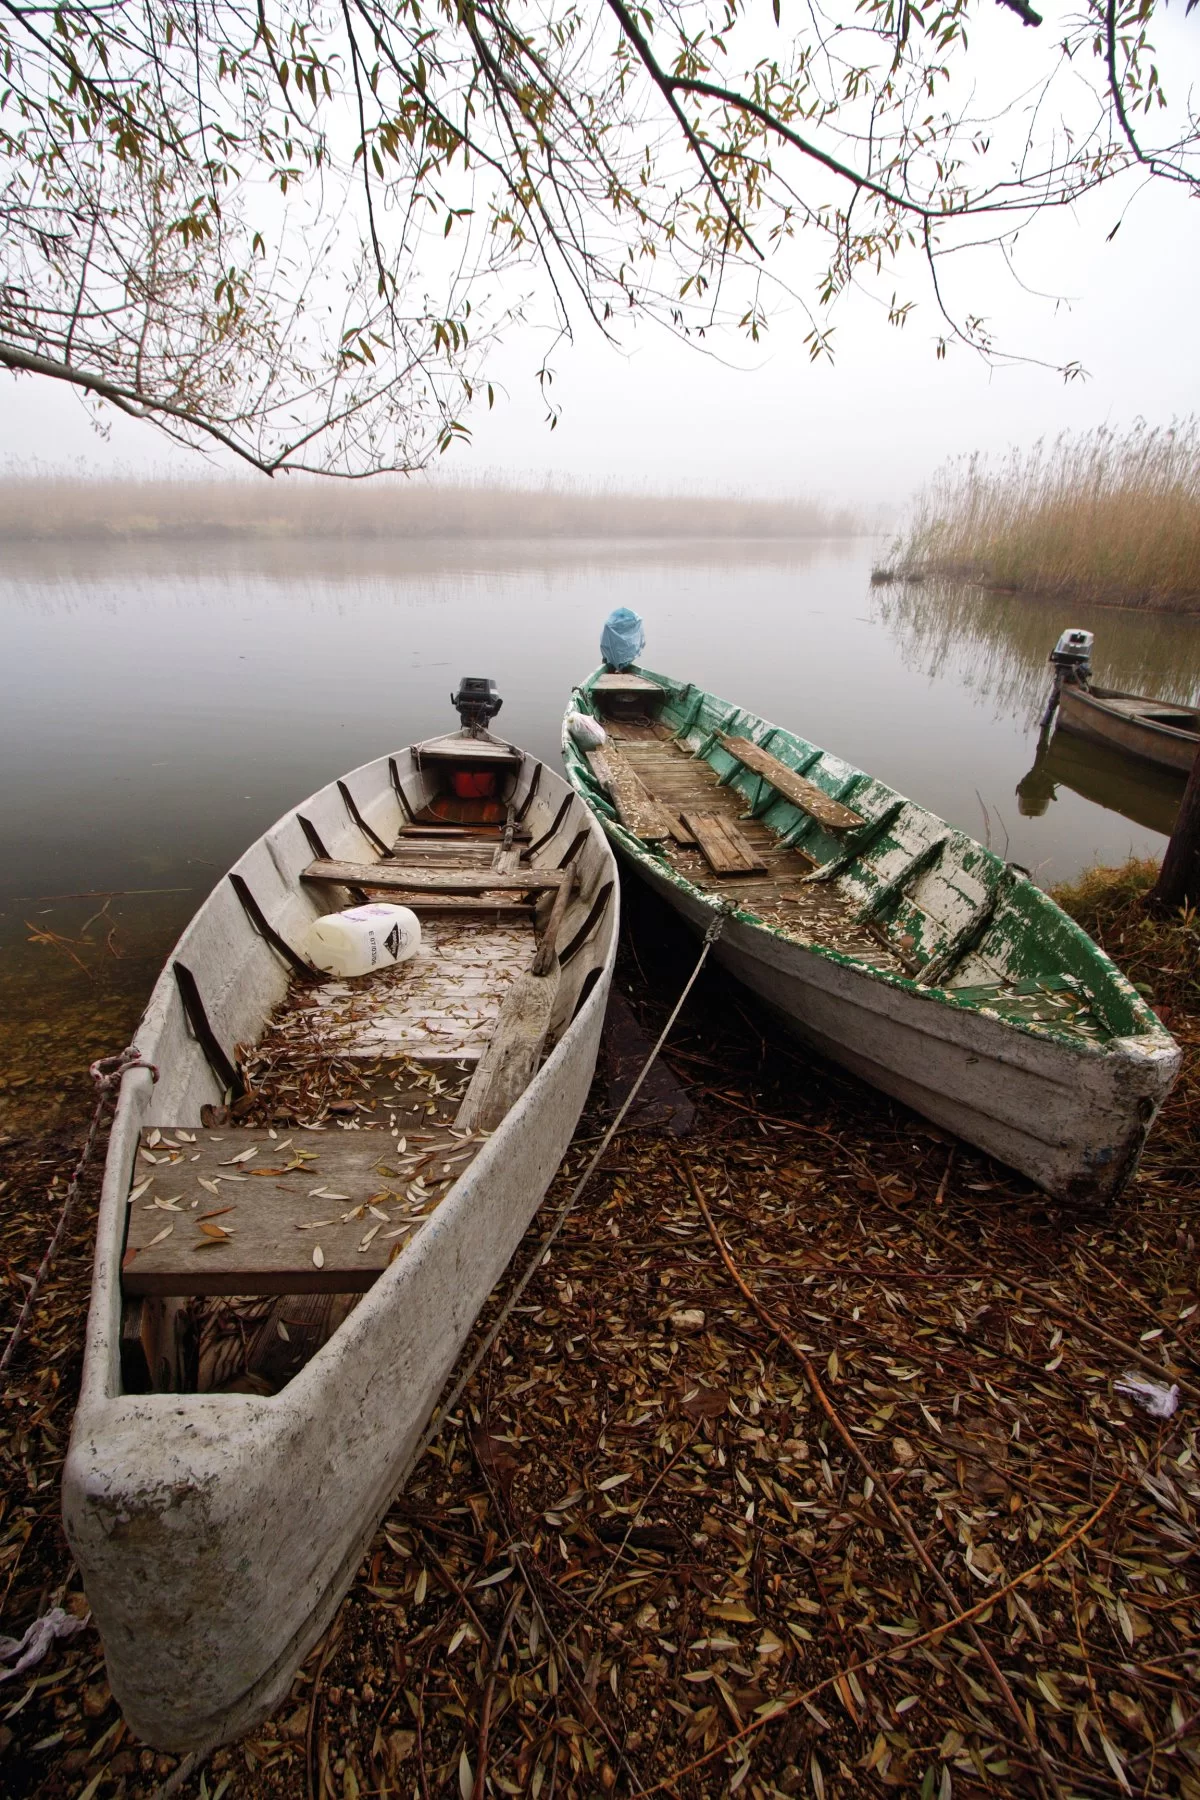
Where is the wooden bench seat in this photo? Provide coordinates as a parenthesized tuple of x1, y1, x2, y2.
(122, 1126, 481, 1296)
(717, 734, 864, 831)
(301, 859, 564, 895)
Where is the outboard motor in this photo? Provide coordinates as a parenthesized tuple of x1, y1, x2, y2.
(1049, 628, 1094, 684)
(1040, 629, 1094, 729)
(451, 676, 503, 735)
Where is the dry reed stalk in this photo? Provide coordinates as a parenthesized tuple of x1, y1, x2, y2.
(891, 421, 1200, 610)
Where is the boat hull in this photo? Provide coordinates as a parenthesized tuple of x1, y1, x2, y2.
(1058, 683, 1199, 775)
(63, 749, 617, 1750)
(564, 667, 1178, 1207)
(624, 846, 1173, 1204)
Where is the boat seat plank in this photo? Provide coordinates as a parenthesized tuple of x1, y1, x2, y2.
(385, 840, 502, 866)
(593, 673, 662, 691)
(414, 738, 522, 764)
(397, 823, 531, 841)
(586, 746, 677, 842)
(122, 1127, 481, 1296)
(302, 860, 564, 895)
(717, 735, 865, 830)
(364, 895, 535, 917)
(682, 812, 769, 875)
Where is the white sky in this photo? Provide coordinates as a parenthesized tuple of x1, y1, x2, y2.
(2, 5, 1197, 510)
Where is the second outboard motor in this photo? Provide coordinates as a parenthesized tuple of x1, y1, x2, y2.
(1040, 629, 1094, 728)
(1049, 628, 1094, 683)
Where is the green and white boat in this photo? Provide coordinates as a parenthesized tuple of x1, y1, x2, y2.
(563, 667, 1180, 1204)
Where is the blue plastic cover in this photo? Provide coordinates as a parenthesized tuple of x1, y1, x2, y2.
(600, 607, 646, 670)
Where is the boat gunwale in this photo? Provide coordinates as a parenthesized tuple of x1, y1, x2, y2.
(564, 667, 1173, 1061)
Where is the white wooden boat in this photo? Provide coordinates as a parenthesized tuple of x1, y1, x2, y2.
(63, 721, 617, 1750)
(564, 668, 1179, 1204)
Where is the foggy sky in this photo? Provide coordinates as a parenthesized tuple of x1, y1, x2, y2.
(2, 6, 1196, 511)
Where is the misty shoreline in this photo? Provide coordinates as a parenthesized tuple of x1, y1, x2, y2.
(0, 477, 866, 543)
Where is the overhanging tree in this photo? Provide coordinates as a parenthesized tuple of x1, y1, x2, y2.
(2, 0, 1197, 475)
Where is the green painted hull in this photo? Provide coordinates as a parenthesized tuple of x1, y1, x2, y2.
(564, 666, 1180, 1203)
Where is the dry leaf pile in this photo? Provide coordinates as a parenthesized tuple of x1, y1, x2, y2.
(1, 861, 1198, 1799)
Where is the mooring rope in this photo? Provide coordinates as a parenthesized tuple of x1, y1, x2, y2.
(0, 1046, 158, 1383)
(410, 904, 729, 1467)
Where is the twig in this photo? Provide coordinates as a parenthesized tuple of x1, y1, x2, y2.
(472, 1583, 523, 1800)
(427, 1544, 495, 1654)
(305, 1615, 342, 1800)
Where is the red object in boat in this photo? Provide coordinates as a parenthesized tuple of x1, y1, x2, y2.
(451, 769, 497, 799)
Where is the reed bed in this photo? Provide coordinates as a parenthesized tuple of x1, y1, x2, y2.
(887, 422, 1200, 611)
(0, 475, 858, 543)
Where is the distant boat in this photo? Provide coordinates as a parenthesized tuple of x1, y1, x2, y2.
(563, 666, 1179, 1206)
(1057, 683, 1199, 775)
(64, 702, 617, 1750)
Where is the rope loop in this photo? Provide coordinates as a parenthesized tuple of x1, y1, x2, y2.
(704, 900, 733, 943)
(89, 1046, 159, 1091)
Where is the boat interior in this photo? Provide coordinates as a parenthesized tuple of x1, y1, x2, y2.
(576, 670, 1151, 1051)
(119, 733, 613, 1399)
(1087, 689, 1200, 734)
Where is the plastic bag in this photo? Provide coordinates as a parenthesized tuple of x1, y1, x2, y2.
(601, 607, 645, 671)
(1114, 1372, 1180, 1419)
(566, 710, 607, 751)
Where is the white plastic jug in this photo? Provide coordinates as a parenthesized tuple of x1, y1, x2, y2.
(303, 903, 421, 978)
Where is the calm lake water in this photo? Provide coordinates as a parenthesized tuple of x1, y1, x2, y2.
(2, 536, 1197, 1114)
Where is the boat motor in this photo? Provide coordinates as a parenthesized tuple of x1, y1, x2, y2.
(1040, 629, 1094, 729)
(451, 676, 503, 735)
(1049, 629, 1094, 684)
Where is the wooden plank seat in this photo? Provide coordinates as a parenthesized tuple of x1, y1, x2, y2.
(122, 1126, 481, 1296)
(385, 840, 505, 867)
(593, 672, 664, 697)
(682, 811, 768, 875)
(301, 860, 564, 894)
(414, 738, 522, 765)
(397, 824, 531, 841)
(717, 734, 865, 831)
(592, 672, 666, 722)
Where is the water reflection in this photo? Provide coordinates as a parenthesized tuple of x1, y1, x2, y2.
(1017, 724, 1185, 838)
(4, 535, 1197, 1131)
(877, 578, 1200, 728)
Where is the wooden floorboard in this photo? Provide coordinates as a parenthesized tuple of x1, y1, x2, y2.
(608, 726, 910, 975)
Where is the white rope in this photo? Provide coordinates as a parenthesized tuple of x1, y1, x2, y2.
(411, 906, 729, 1465)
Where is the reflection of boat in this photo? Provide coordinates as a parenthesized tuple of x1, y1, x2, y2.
(63, 701, 617, 1750)
(1017, 723, 1185, 837)
(1058, 683, 1200, 775)
(563, 666, 1179, 1207)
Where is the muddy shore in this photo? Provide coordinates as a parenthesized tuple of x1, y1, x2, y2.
(1, 871, 1197, 1799)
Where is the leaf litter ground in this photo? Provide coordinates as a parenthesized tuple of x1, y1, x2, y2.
(1, 861, 1198, 1800)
